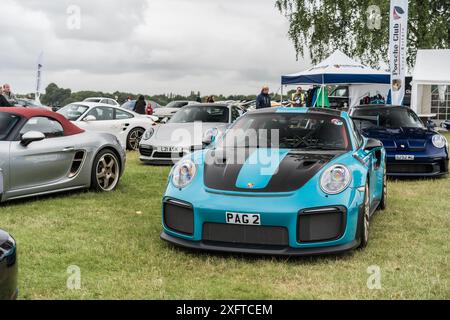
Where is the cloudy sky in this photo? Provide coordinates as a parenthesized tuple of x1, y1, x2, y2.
(1, 0, 309, 96)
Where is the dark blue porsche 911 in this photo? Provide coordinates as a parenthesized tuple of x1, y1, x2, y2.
(351, 105, 449, 177)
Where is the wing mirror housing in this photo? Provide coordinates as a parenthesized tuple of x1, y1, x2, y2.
(202, 128, 219, 147)
(21, 131, 45, 146)
(364, 138, 383, 152)
(83, 115, 96, 122)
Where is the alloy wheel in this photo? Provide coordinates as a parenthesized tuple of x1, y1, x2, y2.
(96, 153, 119, 191)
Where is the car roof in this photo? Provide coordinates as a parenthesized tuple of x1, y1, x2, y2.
(249, 107, 344, 117)
(0, 107, 84, 136)
(181, 103, 233, 108)
(84, 97, 114, 100)
(354, 104, 403, 109)
(68, 102, 113, 108)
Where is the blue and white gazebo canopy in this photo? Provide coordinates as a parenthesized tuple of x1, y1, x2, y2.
(281, 50, 390, 86)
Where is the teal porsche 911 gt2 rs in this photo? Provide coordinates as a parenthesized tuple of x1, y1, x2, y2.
(161, 107, 387, 255)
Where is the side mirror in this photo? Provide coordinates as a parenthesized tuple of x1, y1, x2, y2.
(21, 131, 45, 146)
(364, 138, 383, 152)
(83, 115, 96, 122)
(202, 128, 218, 146)
(149, 115, 159, 122)
(426, 120, 436, 131)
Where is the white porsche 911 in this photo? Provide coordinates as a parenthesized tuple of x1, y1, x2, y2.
(58, 102, 157, 150)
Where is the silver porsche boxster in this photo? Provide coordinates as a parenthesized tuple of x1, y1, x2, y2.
(0, 107, 126, 203)
(139, 103, 245, 165)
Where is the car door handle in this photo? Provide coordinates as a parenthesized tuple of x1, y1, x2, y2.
(62, 147, 75, 152)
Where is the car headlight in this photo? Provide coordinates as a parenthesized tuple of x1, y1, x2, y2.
(320, 164, 351, 195)
(172, 159, 197, 189)
(432, 134, 447, 149)
(143, 128, 155, 141)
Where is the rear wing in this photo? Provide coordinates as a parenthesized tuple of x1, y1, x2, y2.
(350, 115, 380, 131)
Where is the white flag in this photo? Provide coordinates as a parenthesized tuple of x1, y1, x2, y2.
(389, 0, 409, 106)
(36, 51, 44, 101)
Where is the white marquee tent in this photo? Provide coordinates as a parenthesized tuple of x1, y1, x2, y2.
(411, 49, 450, 115)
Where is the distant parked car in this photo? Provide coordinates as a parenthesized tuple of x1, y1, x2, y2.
(84, 97, 120, 106)
(15, 99, 52, 111)
(58, 102, 157, 150)
(153, 101, 199, 120)
(0, 229, 18, 300)
(121, 100, 162, 116)
(441, 120, 450, 131)
(139, 103, 244, 165)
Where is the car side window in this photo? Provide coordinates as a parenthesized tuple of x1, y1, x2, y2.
(85, 107, 114, 121)
(20, 117, 64, 138)
(115, 109, 133, 120)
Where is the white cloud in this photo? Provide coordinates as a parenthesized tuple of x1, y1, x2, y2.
(1, 0, 308, 95)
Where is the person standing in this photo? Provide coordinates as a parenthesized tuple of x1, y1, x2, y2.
(2, 84, 17, 104)
(290, 87, 306, 107)
(256, 86, 271, 109)
(0, 87, 11, 107)
(206, 96, 215, 103)
(134, 95, 146, 114)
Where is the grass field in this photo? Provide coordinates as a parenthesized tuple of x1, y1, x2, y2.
(2, 133, 450, 300)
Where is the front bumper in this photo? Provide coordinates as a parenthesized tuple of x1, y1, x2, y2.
(386, 155, 448, 177)
(161, 186, 365, 256)
(161, 231, 360, 256)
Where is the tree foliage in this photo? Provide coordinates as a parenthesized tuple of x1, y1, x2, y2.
(275, 0, 450, 68)
(40, 83, 258, 107)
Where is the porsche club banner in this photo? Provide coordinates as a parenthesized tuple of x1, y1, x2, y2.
(389, 0, 409, 106)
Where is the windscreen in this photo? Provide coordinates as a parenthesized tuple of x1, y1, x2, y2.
(352, 107, 423, 129)
(169, 105, 229, 124)
(58, 104, 89, 121)
(218, 112, 350, 151)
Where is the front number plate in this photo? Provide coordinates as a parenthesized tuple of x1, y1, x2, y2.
(226, 212, 261, 226)
(158, 146, 182, 153)
(395, 155, 415, 161)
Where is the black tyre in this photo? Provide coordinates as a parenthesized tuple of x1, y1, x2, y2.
(91, 149, 120, 192)
(358, 183, 370, 249)
(127, 127, 145, 151)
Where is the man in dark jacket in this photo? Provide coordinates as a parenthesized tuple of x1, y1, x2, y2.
(256, 86, 271, 109)
(0, 88, 12, 107)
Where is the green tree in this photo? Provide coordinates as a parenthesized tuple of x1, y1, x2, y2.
(41, 83, 72, 107)
(275, 0, 450, 68)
